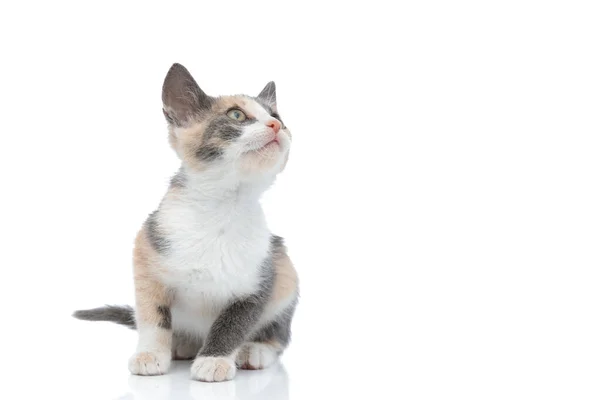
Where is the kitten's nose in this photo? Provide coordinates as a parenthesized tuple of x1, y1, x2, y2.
(266, 119, 281, 134)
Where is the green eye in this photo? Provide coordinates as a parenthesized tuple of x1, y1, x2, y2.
(227, 109, 247, 121)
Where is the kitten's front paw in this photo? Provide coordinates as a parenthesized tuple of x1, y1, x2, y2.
(128, 351, 171, 376)
(236, 343, 278, 370)
(191, 356, 236, 382)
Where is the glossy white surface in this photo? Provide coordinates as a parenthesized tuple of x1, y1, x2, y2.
(120, 361, 290, 400)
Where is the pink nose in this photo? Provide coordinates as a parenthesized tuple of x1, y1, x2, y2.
(266, 119, 281, 134)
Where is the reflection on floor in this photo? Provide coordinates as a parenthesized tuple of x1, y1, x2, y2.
(117, 360, 289, 400)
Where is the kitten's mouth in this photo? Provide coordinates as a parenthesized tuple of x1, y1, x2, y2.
(245, 138, 280, 154)
(258, 139, 280, 150)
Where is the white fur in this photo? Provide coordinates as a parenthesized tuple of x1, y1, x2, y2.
(129, 324, 172, 375)
(236, 343, 278, 369)
(129, 350, 171, 376)
(191, 355, 237, 382)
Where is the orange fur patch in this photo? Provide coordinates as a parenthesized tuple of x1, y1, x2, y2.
(133, 227, 172, 326)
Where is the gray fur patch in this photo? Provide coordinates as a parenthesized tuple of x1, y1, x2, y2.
(145, 211, 169, 253)
(199, 258, 275, 357)
(157, 305, 172, 330)
(72, 305, 136, 329)
(218, 124, 243, 141)
(196, 144, 224, 162)
(205, 116, 243, 141)
(270, 235, 285, 253)
(169, 168, 186, 188)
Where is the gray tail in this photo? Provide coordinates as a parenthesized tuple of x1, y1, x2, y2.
(73, 305, 136, 329)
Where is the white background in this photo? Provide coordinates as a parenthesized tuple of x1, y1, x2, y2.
(1, 1, 599, 399)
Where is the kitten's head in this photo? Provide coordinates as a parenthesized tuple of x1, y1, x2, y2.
(162, 63, 291, 180)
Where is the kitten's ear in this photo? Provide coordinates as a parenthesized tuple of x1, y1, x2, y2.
(257, 81, 277, 111)
(162, 63, 212, 126)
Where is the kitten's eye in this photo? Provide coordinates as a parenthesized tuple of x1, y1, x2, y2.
(227, 109, 247, 121)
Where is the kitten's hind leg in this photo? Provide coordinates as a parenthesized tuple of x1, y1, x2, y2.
(237, 236, 298, 370)
(236, 342, 281, 370)
(237, 307, 295, 370)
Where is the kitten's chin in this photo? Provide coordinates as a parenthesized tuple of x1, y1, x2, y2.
(238, 145, 286, 177)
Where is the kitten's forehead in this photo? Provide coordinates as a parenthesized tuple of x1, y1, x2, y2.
(214, 95, 273, 121)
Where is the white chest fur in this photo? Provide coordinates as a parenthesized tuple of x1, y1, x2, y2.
(158, 189, 271, 304)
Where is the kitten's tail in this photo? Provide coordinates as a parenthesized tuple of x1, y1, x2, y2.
(72, 305, 136, 329)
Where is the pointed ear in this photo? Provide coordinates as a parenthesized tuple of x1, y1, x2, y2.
(162, 63, 212, 126)
(257, 81, 277, 111)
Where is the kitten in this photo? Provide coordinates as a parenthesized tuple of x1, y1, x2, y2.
(73, 63, 298, 382)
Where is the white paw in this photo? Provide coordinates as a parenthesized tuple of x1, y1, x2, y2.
(191, 356, 236, 382)
(236, 343, 278, 370)
(128, 351, 171, 376)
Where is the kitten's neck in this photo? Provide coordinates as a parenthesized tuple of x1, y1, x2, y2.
(176, 165, 272, 205)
